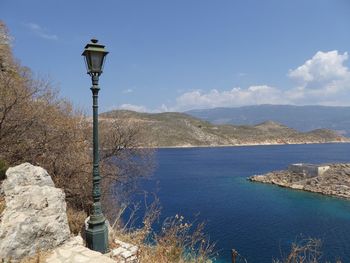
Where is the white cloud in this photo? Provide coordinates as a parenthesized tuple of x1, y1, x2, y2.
(159, 104, 169, 112)
(174, 86, 288, 111)
(236, 72, 247, 77)
(287, 50, 350, 104)
(113, 103, 170, 113)
(122, 88, 133, 94)
(172, 50, 350, 110)
(114, 85, 289, 112)
(24, 23, 58, 40)
(113, 50, 350, 112)
(118, 103, 148, 112)
(288, 51, 349, 84)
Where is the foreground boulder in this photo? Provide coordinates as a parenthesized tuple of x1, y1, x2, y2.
(0, 163, 70, 260)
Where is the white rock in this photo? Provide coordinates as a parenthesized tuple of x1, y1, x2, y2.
(121, 250, 134, 258)
(129, 246, 138, 254)
(2, 163, 55, 194)
(290, 184, 304, 190)
(0, 163, 70, 260)
(111, 247, 125, 256)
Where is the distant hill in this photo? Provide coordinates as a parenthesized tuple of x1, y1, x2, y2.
(100, 110, 348, 147)
(186, 105, 350, 136)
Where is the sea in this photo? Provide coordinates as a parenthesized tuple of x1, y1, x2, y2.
(128, 143, 350, 263)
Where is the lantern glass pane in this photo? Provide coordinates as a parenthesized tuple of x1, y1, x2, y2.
(100, 55, 107, 71)
(90, 51, 104, 73)
(84, 54, 91, 72)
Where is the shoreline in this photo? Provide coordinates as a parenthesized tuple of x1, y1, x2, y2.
(249, 163, 350, 200)
(147, 140, 350, 149)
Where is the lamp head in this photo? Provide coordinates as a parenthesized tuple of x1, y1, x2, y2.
(82, 38, 108, 76)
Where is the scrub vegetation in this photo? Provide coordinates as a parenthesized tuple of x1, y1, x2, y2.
(109, 198, 215, 263)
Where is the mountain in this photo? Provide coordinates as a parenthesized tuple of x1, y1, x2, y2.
(186, 105, 350, 136)
(100, 110, 348, 147)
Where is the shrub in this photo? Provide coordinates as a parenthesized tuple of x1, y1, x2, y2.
(0, 21, 153, 214)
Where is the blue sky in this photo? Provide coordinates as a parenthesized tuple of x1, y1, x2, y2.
(2, 0, 350, 112)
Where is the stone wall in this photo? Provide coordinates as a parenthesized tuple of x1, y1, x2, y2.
(288, 163, 330, 177)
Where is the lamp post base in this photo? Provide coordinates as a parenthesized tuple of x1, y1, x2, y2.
(85, 221, 108, 253)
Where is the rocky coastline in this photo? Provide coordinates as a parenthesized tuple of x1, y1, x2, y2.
(249, 163, 350, 199)
(154, 140, 350, 149)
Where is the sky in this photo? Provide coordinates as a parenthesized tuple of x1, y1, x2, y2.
(2, 0, 350, 113)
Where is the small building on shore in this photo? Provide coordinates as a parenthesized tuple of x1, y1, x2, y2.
(288, 163, 330, 177)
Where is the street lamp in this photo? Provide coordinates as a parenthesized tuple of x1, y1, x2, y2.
(82, 38, 109, 253)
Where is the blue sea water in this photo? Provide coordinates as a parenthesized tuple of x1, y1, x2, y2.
(131, 143, 350, 262)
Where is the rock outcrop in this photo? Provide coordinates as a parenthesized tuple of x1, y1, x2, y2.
(0, 163, 70, 260)
(249, 163, 350, 199)
(46, 236, 117, 263)
(111, 239, 139, 263)
(45, 235, 139, 263)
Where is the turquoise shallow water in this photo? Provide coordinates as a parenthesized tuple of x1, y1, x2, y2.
(130, 143, 350, 262)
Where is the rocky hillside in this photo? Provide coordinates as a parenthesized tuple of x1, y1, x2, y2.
(186, 105, 350, 136)
(100, 110, 349, 147)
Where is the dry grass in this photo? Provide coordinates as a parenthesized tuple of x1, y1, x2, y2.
(109, 197, 216, 263)
(273, 238, 342, 263)
(66, 206, 87, 235)
(136, 216, 215, 263)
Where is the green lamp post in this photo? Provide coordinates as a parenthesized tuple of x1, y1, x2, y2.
(82, 38, 109, 253)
